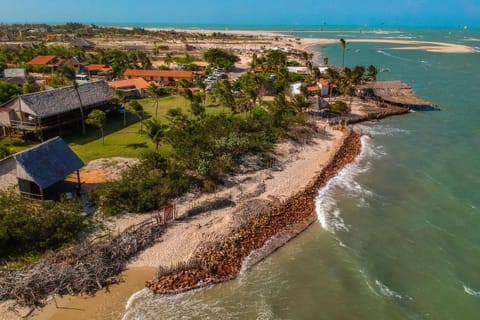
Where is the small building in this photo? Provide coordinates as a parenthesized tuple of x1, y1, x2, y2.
(318, 78, 330, 97)
(123, 69, 193, 84)
(287, 66, 310, 74)
(290, 82, 303, 96)
(357, 81, 437, 109)
(72, 38, 96, 49)
(4, 68, 26, 79)
(87, 64, 113, 76)
(27, 55, 64, 70)
(0, 80, 112, 136)
(109, 78, 150, 97)
(0, 137, 84, 199)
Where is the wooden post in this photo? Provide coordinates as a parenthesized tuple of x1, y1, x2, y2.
(76, 170, 81, 192)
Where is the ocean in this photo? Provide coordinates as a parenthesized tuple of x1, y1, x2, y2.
(122, 27, 480, 319)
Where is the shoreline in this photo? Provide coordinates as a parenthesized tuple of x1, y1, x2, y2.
(4, 28, 428, 319)
(146, 130, 361, 294)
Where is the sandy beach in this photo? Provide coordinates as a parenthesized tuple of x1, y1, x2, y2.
(297, 37, 475, 53)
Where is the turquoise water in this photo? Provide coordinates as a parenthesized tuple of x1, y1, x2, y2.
(123, 28, 480, 319)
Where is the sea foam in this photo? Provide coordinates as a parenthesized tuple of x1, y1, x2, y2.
(315, 136, 379, 233)
(463, 285, 480, 297)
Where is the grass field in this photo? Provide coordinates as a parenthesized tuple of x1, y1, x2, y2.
(0, 95, 224, 163)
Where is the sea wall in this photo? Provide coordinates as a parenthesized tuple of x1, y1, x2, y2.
(146, 130, 362, 294)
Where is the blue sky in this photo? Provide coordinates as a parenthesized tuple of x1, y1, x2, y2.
(1, 0, 479, 28)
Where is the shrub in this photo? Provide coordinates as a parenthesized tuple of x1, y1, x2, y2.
(0, 192, 88, 261)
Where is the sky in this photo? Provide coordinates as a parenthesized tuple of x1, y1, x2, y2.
(1, 0, 479, 28)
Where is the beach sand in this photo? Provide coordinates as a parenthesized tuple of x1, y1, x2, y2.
(25, 124, 346, 320)
(297, 37, 475, 53)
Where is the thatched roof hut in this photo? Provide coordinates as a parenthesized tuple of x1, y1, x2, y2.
(72, 38, 96, 49)
(19, 80, 112, 118)
(358, 81, 435, 108)
(12, 137, 84, 199)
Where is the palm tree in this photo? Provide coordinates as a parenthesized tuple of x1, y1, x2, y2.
(147, 83, 161, 118)
(291, 93, 312, 113)
(61, 65, 86, 135)
(340, 38, 347, 68)
(143, 118, 166, 152)
(86, 109, 106, 145)
(367, 65, 378, 81)
(128, 100, 144, 131)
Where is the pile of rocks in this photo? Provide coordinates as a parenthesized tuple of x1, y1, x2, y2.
(146, 131, 362, 294)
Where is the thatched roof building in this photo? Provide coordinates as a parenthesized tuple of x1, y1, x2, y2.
(0, 81, 112, 134)
(1, 137, 84, 199)
(72, 38, 96, 49)
(358, 81, 435, 108)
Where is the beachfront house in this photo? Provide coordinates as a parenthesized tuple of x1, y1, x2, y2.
(0, 80, 112, 136)
(318, 79, 330, 97)
(0, 137, 84, 200)
(123, 69, 193, 85)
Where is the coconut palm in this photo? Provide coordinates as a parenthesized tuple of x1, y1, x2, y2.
(60, 65, 86, 135)
(143, 118, 166, 152)
(367, 65, 379, 81)
(128, 100, 144, 131)
(340, 38, 347, 68)
(147, 83, 161, 118)
(86, 109, 106, 145)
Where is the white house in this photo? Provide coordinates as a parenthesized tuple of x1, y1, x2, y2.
(318, 78, 330, 97)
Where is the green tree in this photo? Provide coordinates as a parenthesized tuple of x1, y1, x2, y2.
(0, 144, 11, 159)
(147, 83, 161, 118)
(367, 65, 378, 81)
(60, 65, 86, 135)
(86, 109, 106, 145)
(143, 118, 166, 152)
(330, 100, 350, 115)
(0, 82, 21, 104)
(128, 100, 144, 131)
(203, 48, 240, 70)
(340, 38, 347, 68)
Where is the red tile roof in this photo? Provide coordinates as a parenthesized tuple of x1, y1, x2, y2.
(307, 85, 320, 92)
(318, 78, 330, 86)
(124, 69, 193, 79)
(27, 55, 57, 65)
(109, 78, 150, 90)
(87, 64, 112, 72)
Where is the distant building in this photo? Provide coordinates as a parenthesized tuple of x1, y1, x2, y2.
(3, 68, 27, 86)
(0, 81, 112, 136)
(87, 64, 113, 75)
(124, 69, 193, 84)
(72, 38, 96, 49)
(27, 55, 64, 70)
(0, 137, 84, 200)
(109, 78, 150, 97)
(287, 66, 310, 74)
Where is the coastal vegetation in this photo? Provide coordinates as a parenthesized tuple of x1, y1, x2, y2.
(0, 191, 89, 266)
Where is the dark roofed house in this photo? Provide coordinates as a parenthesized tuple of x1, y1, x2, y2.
(72, 38, 96, 49)
(6, 137, 84, 199)
(0, 80, 112, 136)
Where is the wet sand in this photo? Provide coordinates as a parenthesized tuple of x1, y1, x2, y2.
(30, 267, 156, 320)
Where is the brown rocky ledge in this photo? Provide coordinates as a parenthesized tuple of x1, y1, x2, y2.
(146, 130, 362, 294)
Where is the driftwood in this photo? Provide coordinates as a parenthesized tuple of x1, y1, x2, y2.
(0, 217, 165, 307)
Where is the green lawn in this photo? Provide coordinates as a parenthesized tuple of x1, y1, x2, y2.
(0, 95, 224, 163)
(69, 95, 223, 162)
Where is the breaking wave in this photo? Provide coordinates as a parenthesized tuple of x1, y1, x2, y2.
(315, 136, 381, 233)
(375, 280, 404, 299)
(463, 285, 480, 297)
